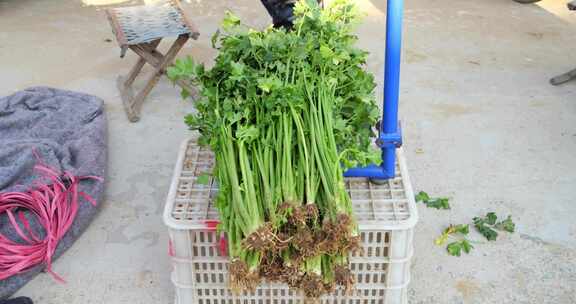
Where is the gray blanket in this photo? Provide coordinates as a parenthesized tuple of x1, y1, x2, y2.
(0, 87, 107, 299)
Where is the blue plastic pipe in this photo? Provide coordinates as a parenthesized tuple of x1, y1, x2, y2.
(380, 0, 403, 178)
(344, 0, 403, 179)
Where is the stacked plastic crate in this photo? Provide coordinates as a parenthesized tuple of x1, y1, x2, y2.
(163, 138, 418, 304)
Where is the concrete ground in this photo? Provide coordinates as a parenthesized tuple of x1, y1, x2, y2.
(1, 0, 575, 303)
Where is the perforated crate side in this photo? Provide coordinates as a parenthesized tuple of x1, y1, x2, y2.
(172, 280, 408, 304)
(164, 137, 417, 304)
(164, 138, 418, 232)
(169, 228, 412, 304)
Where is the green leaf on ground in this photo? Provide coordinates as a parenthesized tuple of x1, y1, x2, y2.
(447, 242, 462, 256)
(427, 198, 451, 210)
(447, 240, 474, 256)
(486, 212, 498, 225)
(473, 212, 514, 240)
(460, 239, 473, 253)
(415, 191, 450, 209)
(474, 216, 499, 241)
(435, 224, 470, 246)
(435, 232, 450, 246)
(415, 191, 430, 202)
(454, 224, 470, 235)
(495, 215, 515, 233)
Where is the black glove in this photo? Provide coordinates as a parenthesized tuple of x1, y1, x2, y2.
(260, 0, 297, 29)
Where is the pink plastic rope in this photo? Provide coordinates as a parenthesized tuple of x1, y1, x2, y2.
(0, 162, 102, 282)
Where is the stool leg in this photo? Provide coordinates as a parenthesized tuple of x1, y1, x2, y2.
(126, 39, 161, 86)
(124, 58, 146, 86)
(118, 39, 161, 122)
(129, 34, 190, 119)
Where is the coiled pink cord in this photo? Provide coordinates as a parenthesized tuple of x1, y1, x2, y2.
(0, 162, 102, 282)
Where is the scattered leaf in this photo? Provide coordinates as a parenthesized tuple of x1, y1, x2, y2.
(447, 242, 462, 256)
(447, 240, 473, 257)
(460, 239, 473, 253)
(415, 191, 430, 202)
(414, 191, 450, 209)
(454, 224, 469, 235)
(435, 224, 469, 246)
(473, 217, 498, 241)
(435, 232, 450, 246)
(495, 216, 515, 233)
(473, 212, 514, 241)
(486, 212, 497, 225)
(427, 198, 450, 210)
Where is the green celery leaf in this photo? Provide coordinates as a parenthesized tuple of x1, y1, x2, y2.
(495, 216, 515, 233)
(447, 242, 462, 256)
(166, 66, 179, 81)
(180, 89, 190, 100)
(320, 45, 334, 59)
(486, 212, 498, 225)
(435, 231, 449, 246)
(426, 198, 451, 210)
(454, 224, 470, 235)
(474, 220, 498, 241)
(222, 11, 241, 31)
(415, 191, 430, 202)
(367, 148, 382, 166)
(460, 240, 473, 254)
(473, 217, 484, 226)
(236, 125, 259, 142)
(211, 29, 221, 48)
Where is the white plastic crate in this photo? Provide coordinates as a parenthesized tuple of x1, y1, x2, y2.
(163, 137, 418, 304)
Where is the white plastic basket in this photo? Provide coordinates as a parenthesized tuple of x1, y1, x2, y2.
(163, 137, 418, 304)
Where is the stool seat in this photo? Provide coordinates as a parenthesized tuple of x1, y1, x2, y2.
(107, 0, 198, 47)
(105, 0, 199, 122)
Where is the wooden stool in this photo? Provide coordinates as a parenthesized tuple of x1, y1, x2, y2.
(106, 0, 199, 122)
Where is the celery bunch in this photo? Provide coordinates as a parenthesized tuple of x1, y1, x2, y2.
(169, 0, 380, 297)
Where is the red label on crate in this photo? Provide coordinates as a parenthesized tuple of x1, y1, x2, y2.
(204, 220, 219, 230)
(219, 233, 228, 256)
